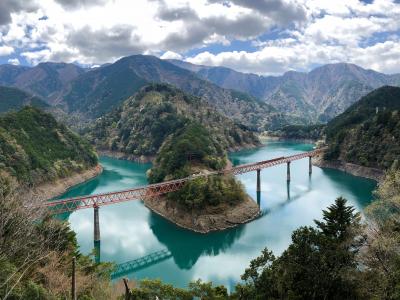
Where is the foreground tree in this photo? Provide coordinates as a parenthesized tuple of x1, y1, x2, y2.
(359, 161, 400, 299)
(234, 197, 364, 300)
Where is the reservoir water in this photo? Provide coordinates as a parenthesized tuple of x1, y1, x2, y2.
(60, 141, 376, 290)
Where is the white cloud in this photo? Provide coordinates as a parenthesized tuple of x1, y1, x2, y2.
(7, 57, 20, 65)
(160, 50, 183, 60)
(0, 0, 399, 75)
(0, 45, 14, 56)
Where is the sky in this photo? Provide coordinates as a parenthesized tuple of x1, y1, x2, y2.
(0, 0, 399, 75)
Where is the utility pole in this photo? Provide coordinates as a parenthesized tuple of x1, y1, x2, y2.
(72, 257, 76, 300)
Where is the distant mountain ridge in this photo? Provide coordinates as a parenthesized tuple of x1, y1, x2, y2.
(0, 56, 304, 131)
(0, 86, 49, 113)
(66, 55, 289, 130)
(169, 60, 400, 122)
(0, 62, 85, 104)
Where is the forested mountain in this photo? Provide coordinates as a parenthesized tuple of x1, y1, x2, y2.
(85, 84, 259, 160)
(0, 107, 98, 195)
(0, 62, 85, 103)
(0, 86, 49, 113)
(62, 55, 286, 130)
(324, 86, 400, 170)
(170, 60, 400, 122)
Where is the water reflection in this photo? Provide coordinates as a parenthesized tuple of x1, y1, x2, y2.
(60, 142, 377, 288)
(94, 240, 101, 263)
(148, 212, 244, 269)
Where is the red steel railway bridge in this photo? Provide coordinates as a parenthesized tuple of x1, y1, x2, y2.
(43, 148, 324, 242)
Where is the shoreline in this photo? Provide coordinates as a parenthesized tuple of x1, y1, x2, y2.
(21, 164, 103, 201)
(143, 195, 260, 234)
(259, 135, 319, 145)
(260, 136, 383, 182)
(97, 142, 260, 163)
(313, 155, 384, 182)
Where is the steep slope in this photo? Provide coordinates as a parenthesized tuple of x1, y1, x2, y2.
(0, 86, 49, 113)
(170, 60, 400, 122)
(85, 84, 259, 160)
(0, 62, 85, 104)
(323, 86, 400, 170)
(63, 55, 283, 130)
(0, 107, 98, 195)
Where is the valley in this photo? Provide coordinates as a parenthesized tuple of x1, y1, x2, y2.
(1, 50, 399, 300)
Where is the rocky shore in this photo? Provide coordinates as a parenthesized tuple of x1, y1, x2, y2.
(144, 195, 260, 234)
(22, 164, 103, 201)
(313, 155, 384, 182)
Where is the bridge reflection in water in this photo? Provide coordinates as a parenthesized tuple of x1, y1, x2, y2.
(111, 249, 172, 279)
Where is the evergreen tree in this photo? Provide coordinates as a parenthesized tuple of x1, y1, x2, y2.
(235, 197, 363, 300)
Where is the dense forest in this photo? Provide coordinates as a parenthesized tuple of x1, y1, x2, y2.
(324, 86, 400, 169)
(0, 86, 49, 114)
(0, 106, 98, 196)
(86, 84, 259, 159)
(148, 121, 247, 210)
(270, 124, 326, 140)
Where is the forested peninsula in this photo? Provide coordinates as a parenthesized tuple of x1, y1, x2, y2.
(86, 84, 261, 232)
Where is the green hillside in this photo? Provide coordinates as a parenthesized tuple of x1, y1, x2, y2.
(86, 84, 259, 158)
(324, 86, 400, 169)
(0, 86, 49, 113)
(0, 107, 98, 195)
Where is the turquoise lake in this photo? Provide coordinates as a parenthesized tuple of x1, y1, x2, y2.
(59, 141, 377, 290)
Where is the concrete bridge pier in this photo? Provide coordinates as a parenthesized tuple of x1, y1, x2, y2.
(94, 205, 101, 263)
(287, 181, 291, 201)
(309, 156, 312, 175)
(94, 205, 100, 243)
(287, 162, 291, 182)
(256, 169, 261, 192)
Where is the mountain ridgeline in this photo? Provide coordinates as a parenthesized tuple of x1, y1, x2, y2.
(0, 107, 98, 196)
(86, 84, 259, 160)
(0, 56, 296, 131)
(0, 86, 49, 113)
(170, 60, 400, 122)
(324, 86, 400, 170)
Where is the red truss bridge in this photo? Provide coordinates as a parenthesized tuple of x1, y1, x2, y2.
(43, 148, 325, 215)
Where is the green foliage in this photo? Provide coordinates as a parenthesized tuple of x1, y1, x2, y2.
(166, 175, 246, 209)
(147, 119, 248, 210)
(0, 86, 49, 114)
(148, 122, 226, 183)
(272, 124, 325, 140)
(234, 197, 363, 300)
(0, 106, 98, 192)
(86, 83, 259, 158)
(324, 86, 400, 169)
(359, 165, 400, 299)
(127, 279, 228, 300)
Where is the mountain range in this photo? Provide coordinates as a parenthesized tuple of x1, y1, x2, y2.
(0, 56, 282, 131)
(0, 55, 399, 129)
(170, 60, 400, 122)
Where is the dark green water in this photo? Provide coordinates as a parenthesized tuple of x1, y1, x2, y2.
(61, 141, 376, 290)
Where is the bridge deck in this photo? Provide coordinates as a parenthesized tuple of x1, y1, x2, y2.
(43, 148, 324, 214)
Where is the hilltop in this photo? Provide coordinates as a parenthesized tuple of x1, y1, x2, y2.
(85, 83, 260, 161)
(0, 62, 85, 103)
